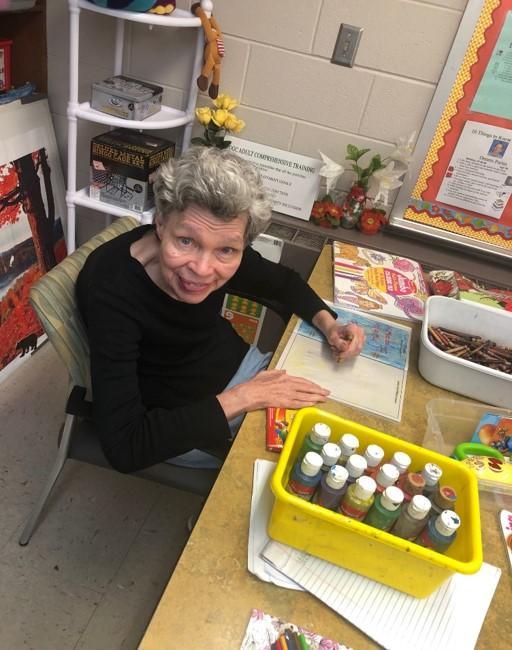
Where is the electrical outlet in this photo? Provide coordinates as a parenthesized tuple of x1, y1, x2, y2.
(331, 24, 363, 68)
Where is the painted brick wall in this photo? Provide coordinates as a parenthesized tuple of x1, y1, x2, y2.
(46, 0, 468, 242)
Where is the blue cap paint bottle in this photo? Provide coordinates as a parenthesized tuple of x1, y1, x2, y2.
(314, 464, 349, 510)
(416, 509, 461, 553)
(287, 451, 323, 501)
(364, 485, 404, 531)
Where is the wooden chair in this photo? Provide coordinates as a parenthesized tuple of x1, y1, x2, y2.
(19, 217, 220, 546)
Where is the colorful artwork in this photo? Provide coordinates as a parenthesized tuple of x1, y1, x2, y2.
(0, 148, 67, 382)
(332, 242, 428, 322)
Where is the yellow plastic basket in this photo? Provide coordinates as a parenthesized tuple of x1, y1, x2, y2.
(269, 407, 482, 598)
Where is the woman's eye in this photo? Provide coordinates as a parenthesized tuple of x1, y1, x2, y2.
(220, 247, 236, 256)
(178, 237, 193, 246)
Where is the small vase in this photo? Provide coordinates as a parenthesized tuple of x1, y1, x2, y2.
(341, 183, 367, 229)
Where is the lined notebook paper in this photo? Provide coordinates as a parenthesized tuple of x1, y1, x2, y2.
(262, 540, 501, 650)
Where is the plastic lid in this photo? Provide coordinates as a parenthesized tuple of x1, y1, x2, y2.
(310, 422, 332, 446)
(338, 433, 359, 456)
(345, 453, 367, 478)
(301, 451, 323, 477)
(434, 485, 457, 509)
(408, 494, 432, 519)
(422, 462, 443, 486)
(375, 463, 400, 488)
(402, 472, 426, 495)
(435, 510, 461, 537)
(321, 443, 341, 467)
(326, 464, 349, 489)
(363, 444, 385, 468)
(353, 475, 377, 500)
(390, 451, 412, 474)
(381, 486, 404, 511)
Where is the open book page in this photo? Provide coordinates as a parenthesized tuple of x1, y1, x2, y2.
(275, 304, 411, 421)
(262, 540, 500, 650)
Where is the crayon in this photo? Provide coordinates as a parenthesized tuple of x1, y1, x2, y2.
(284, 630, 298, 650)
(280, 635, 289, 650)
(298, 633, 309, 650)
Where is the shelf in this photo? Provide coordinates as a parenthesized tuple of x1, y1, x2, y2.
(71, 187, 154, 224)
(76, 1, 202, 27)
(73, 101, 192, 130)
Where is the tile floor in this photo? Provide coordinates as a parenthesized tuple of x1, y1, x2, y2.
(0, 341, 203, 649)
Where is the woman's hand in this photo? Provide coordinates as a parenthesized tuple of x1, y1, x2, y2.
(313, 309, 365, 362)
(217, 369, 330, 420)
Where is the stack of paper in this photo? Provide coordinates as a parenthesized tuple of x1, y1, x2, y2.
(249, 460, 501, 650)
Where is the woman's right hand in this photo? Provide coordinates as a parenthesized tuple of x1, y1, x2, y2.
(217, 369, 330, 421)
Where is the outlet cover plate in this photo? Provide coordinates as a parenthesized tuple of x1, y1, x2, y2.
(331, 24, 363, 68)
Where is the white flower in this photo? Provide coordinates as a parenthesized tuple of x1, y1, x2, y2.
(389, 131, 416, 165)
(318, 151, 345, 195)
(372, 161, 406, 205)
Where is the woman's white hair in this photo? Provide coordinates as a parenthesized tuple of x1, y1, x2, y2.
(153, 146, 272, 242)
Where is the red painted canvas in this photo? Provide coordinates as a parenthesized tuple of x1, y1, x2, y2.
(0, 147, 67, 381)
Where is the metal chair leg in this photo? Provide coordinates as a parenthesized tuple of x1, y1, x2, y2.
(18, 412, 76, 546)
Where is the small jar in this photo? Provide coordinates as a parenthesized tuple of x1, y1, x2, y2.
(390, 451, 412, 476)
(374, 463, 399, 494)
(320, 442, 342, 472)
(287, 451, 323, 501)
(398, 472, 426, 502)
(363, 444, 385, 475)
(298, 422, 331, 460)
(421, 462, 443, 497)
(345, 453, 367, 485)
(337, 433, 359, 465)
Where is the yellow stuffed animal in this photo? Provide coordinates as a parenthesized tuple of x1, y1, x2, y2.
(192, 2, 224, 99)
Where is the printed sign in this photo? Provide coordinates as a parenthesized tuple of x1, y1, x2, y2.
(229, 137, 321, 221)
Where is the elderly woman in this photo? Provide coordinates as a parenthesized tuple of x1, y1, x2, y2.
(76, 146, 364, 473)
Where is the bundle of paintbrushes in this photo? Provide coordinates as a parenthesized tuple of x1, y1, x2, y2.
(428, 326, 512, 375)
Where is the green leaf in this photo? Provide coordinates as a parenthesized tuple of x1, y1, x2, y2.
(218, 140, 232, 149)
(345, 144, 360, 161)
(191, 137, 207, 145)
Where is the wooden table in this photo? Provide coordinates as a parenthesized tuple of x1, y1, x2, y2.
(140, 246, 511, 650)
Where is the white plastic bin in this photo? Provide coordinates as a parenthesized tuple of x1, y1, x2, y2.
(419, 296, 512, 408)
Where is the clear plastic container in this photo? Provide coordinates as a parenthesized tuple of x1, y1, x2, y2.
(423, 398, 512, 496)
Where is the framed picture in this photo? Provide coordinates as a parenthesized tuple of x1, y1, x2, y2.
(390, 0, 512, 261)
(0, 97, 67, 383)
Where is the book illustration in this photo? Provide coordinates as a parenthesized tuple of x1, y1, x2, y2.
(297, 306, 410, 370)
(333, 242, 428, 321)
(471, 412, 512, 456)
(222, 293, 265, 345)
(266, 407, 297, 452)
(240, 608, 350, 650)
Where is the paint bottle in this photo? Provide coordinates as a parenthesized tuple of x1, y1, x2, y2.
(364, 485, 404, 532)
(374, 463, 400, 494)
(287, 451, 323, 501)
(314, 464, 349, 511)
(344, 454, 367, 485)
(391, 494, 432, 541)
(298, 422, 331, 461)
(397, 472, 426, 502)
(320, 442, 341, 472)
(416, 509, 461, 553)
(421, 462, 443, 498)
(430, 485, 457, 518)
(390, 451, 412, 476)
(363, 444, 385, 476)
(339, 475, 377, 520)
(337, 433, 359, 465)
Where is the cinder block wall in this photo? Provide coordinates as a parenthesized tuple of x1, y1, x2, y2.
(47, 0, 468, 244)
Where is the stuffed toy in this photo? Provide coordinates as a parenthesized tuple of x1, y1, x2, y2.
(191, 2, 224, 99)
(87, 1, 175, 14)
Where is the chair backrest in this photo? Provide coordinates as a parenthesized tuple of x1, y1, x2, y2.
(29, 217, 139, 397)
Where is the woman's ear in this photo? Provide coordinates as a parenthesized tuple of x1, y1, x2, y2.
(154, 215, 164, 241)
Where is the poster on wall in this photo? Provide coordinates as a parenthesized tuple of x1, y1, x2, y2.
(390, 0, 512, 259)
(0, 98, 67, 384)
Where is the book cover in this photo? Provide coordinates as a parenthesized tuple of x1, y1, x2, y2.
(265, 407, 296, 452)
(332, 241, 429, 321)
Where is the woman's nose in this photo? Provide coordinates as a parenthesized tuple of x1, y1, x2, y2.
(189, 252, 213, 277)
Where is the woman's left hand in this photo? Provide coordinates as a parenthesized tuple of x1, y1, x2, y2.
(324, 321, 365, 361)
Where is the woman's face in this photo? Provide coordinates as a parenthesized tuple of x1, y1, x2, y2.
(155, 204, 247, 304)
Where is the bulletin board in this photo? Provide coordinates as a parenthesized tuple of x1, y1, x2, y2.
(390, 0, 512, 261)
